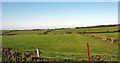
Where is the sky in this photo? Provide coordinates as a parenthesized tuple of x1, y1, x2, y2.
(0, 2, 2, 30)
(1, 0, 120, 2)
(2, 2, 118, 30)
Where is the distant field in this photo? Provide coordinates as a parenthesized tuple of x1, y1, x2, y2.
(2, 34, 118, 59)
(47, 26, 118, 34)
(1, 30, 10, 34)
(95, 32, 119, 38)
(1, 30, 9, 33)
(2, 30, 48, 35)
(2, 26, 118, 35)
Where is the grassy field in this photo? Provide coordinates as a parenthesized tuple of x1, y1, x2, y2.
(2, 26, 118, 35)
(2, 30, 48, 35)
(2, 25, 119, 60)
(95, 33, 119, 38)
(2, 34, 118, 59)
(47, 26, 118, 34)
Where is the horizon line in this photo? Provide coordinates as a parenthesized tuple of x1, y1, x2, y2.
(1, 23, 119, 30)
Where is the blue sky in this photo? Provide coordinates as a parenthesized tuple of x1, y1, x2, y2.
(2, 0, 120, 2)
(2, 2, 118, 30)
(0, 2, 2, 30)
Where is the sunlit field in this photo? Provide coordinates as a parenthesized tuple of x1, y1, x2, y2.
(2, 25, 119, 61)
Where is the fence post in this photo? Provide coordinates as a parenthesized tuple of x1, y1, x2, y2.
(86, 43, 90, 63)
(36, 48, 40, 57)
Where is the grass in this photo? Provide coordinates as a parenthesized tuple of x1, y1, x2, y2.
(3, 30, 48, 35)
(95, 32, 119, 38)
(2, 34, 118, 59)
(2, 26, 118, 35)
(47, 26, 118, 34)
(2, 25, 119, 60)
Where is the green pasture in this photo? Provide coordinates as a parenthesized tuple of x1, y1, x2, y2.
(47, 26, 118, 34)
(2, 26, 118, 35)
(95, 32, 119, 39)
(1, 25, 119, 60)
(2, 34, 118, 59)
(3, 30, 48, 35)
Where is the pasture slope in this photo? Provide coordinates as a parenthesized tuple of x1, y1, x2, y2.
(47, 26, 118, 34)
(1, 24, 120, 62)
